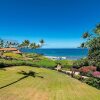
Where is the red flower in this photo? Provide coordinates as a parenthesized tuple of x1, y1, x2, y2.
(79, 66, 96, 73)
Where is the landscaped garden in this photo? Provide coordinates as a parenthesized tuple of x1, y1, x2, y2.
(0, 22, 100, 99)
(0, 66, 100, 100)
(0, 0, 100, 100)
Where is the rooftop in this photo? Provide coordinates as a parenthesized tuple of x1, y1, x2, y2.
(0, 48, 18, 51)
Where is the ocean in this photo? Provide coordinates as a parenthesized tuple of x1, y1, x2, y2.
(20, 48, 88, 60)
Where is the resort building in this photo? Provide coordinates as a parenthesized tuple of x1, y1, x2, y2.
(0, 48, 22, 54)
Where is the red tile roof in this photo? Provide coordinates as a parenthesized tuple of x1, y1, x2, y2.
(0, 48, 22, 54)
(0, 48, 18, 51)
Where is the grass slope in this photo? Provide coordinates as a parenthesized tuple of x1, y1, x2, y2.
(0, 66, 100, 100)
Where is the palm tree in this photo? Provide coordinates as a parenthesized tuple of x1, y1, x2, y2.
(36, 44, 41, 48)
(40, 39, 45, 46)
(30, 43, 37, 49)
(24, 40, 30, 48)
(9, 42, 13, 48)
(0, 39, 4, 48)
(19, 39, 45, 49)
(5, 41, 9, 48)
(80, 43, 85, 48)
(82, 32, 90, 39)
(12, 42, 19, 48)
(94, 24, 100, 35)
(7, 41, 15, 48)
(20, 40, 30, 48)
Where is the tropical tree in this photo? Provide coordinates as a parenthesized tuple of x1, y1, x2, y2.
(0, 39, 4, 48)
(30, 43, 37, 49)
(4, 41, 9, 48)
(81, 23, 100, 71)
(4, 41, 12, 48)
(94, 24, 100, 34)
(80, 43, 85, 48)
(18, 39, 45, 49)
(20, 40, 30, 48)
(12, 42, 19, 48)
(3, 40, 19, 48)
(30, 43, 41, 49)
(82, 32, 90, 39)
(40, 39, 45, 46)
(9, 42, 13, 48)
(36, 44, 41, 48)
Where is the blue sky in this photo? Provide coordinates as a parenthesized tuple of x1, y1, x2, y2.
(0, 0, 100, 48)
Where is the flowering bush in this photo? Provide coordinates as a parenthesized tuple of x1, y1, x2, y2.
(79, 66, 96, 76)
(83, 77, 100, 89)
(92, 71, 100, 78)
(80, 66, 96, 73)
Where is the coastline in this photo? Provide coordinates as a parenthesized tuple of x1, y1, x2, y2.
(44, 55, 86, 60)
(20, 48, 88, 60)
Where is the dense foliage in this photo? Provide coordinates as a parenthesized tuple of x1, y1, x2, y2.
(81, 24, 100, 71)
(3, 53, 22, 60)
(0, 57, 73, 69)
(0, 39, 19, 48)
(83, 77, 100, 89)
(79, 66, 96, 76)
(73, 58, 89, 68)
(92, 71, 100, 78)
(0, 39, 45, 49)
(23, 53, 45, 60)
(0, 59, 38, 68)
(19, 39, 45, 49)
(87, 37, 100, 70)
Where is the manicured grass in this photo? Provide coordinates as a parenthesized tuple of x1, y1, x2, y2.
(0, 66, 100, 100)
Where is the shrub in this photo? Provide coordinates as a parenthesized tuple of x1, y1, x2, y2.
(0, 58, 56, 68)
(0, 59, 24, 67)
(73, 58, 89, 68)
(79, 66, 96, 76)
(24, 53, 45, 60)
(92, 71, 100, 78)
(0, 57, 76, 69)
(96, 62, 100, 71)
(24, 53, 36, 58)
(74, 75, 84, 81)
(0, 59, 39, 68)
(83, 77, 100, 89)
(3, 53, 22, 59)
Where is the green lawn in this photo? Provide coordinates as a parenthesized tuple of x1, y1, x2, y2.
(0, 66, 100, 100)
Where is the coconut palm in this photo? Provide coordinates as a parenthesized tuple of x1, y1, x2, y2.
(0, 39, 4, 48)
(12, 42, 19, 48)
(30, 43, 37, 49)
(36, 44, 41, 48)
(82, 32, 90, 39)
(20, 40, 30, 48)
(5, 41, 9, 48)
(18, 39, 45, 49)
(80, 43, 85, 48)
(40, 39, 45, 46)
(9, 42, 13, 48)
(24, 40, 30, 48)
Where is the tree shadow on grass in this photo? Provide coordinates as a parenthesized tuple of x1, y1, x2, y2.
(0, 70, 44, 89)
(0, 68, 6, 71)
